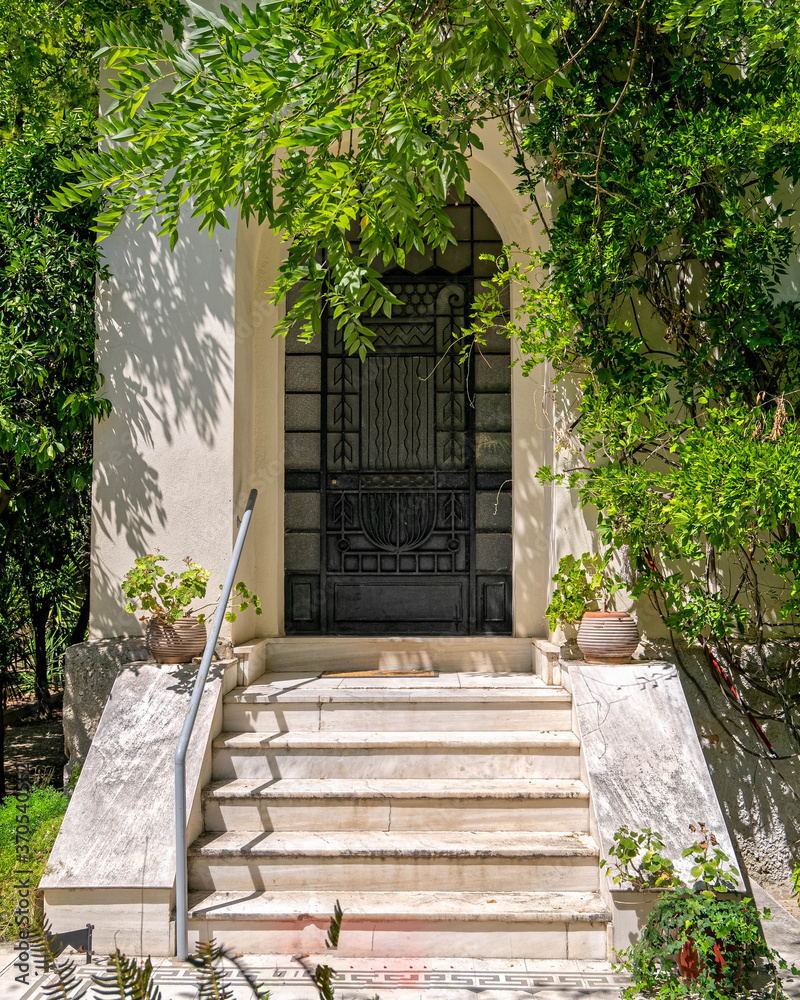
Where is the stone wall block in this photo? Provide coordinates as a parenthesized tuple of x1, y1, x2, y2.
(63, 638, 149, 776)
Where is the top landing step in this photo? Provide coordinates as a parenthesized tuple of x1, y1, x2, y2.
(260, 637, 537, 674)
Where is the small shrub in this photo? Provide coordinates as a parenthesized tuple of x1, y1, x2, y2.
(188, 939, 271, 1000)
(93, 952, 163, 1000)
(626, 890, 783, 999)
(314, 899, 343, 1000)
(604, 826, 794, 999)
(0, 785, 68, 940)
(122, 554, 261, 626)
(545, 552, 625, 631)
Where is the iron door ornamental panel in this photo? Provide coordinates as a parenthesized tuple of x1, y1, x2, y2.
(322, 279, 475, 635)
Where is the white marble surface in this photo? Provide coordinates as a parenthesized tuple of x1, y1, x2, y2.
(189, 859, 599, 895)
(222, 676, 570, 734)
(187, 889, 610, 922)
(257, 637, 537, 673)
(211, 748, 581, 782)
(202, 778, 591, 834)
(228, 675, 556, 702)
(570, 660, 742, 890)
(213, 731, 580, 750)
(224, 702, 573, 734)
(187, 831, 600, 895)
(203, 778, 589, 799)
(210, 729, 582, 780)
(41, 659, 235, 890)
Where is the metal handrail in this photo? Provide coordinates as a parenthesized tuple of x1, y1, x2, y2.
(174, 488, 258, 960)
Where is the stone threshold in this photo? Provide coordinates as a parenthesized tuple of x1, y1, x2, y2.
(188, 829, 598, 859)
(203, 777, 590, 801)
(212, 731, 580, 750)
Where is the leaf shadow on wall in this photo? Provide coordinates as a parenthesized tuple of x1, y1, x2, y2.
(90, 212, 235, 638)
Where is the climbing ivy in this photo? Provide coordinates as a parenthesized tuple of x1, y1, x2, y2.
(506, 0, 800, 755)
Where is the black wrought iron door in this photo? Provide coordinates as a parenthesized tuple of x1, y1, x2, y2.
(283, 196, 513, 635)
(323, 279, 473, 634)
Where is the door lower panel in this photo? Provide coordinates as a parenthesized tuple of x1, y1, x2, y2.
(329, 578, 467, 635)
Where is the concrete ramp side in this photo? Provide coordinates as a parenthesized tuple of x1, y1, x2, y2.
(567, 660, 744, 953)
(40, 657, 237, 956)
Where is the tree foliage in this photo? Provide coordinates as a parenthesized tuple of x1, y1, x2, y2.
(0, 124, 106, 720)
(51, 0, 800, 757)
(0, 0, 188, 729)
(0, 125, 110, 519)
(0, 0, 187, 136)
(52, 0, 562, 357)
(506, 0, 800, 755)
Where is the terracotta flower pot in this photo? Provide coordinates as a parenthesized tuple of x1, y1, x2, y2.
(576, 611, 639, 663)
(145, 616, 208, 664)
(678, 936, 742, 985)
(678, 938, 702, 981)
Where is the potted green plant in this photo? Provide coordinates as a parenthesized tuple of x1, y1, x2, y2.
(546, 552, 639, 662)
(122, 555, 262, 664)
(602, 825, 794, 998)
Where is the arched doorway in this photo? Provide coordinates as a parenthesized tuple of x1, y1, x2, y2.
(283, 196, 512, 635)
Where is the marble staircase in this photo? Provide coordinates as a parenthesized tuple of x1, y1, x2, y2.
(186, 638, 610, 958)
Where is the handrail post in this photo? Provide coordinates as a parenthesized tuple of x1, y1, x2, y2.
(174, 489, 258, 960)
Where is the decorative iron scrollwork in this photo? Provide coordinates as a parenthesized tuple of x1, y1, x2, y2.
(360, 492, 436, 552)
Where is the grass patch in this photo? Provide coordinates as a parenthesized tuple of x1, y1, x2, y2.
(0, 785, 68, 941)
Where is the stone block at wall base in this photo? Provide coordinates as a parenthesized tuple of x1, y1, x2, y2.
(531, 638, 562, 685)
(42, 888, 174, 956)
(63, 638, 149, 778)
(63, 635, 235, 782)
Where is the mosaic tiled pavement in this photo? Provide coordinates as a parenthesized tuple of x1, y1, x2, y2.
(0, 953, 629, 1000)
(3, 952, 800, 1000)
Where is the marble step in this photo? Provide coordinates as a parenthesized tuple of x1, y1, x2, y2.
(187, 888, 611, 958)
(203, 777, 590, 832)
(187, 830, 600, 894)
(259, 637, 536, 674)
(211, 730, 582, 780)
(223, 680, 572, 732)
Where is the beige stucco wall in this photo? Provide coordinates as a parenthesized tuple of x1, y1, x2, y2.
(231, 217, 285, 641)
(460, 139, 554, 635)
(90, 206, 242, 638)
